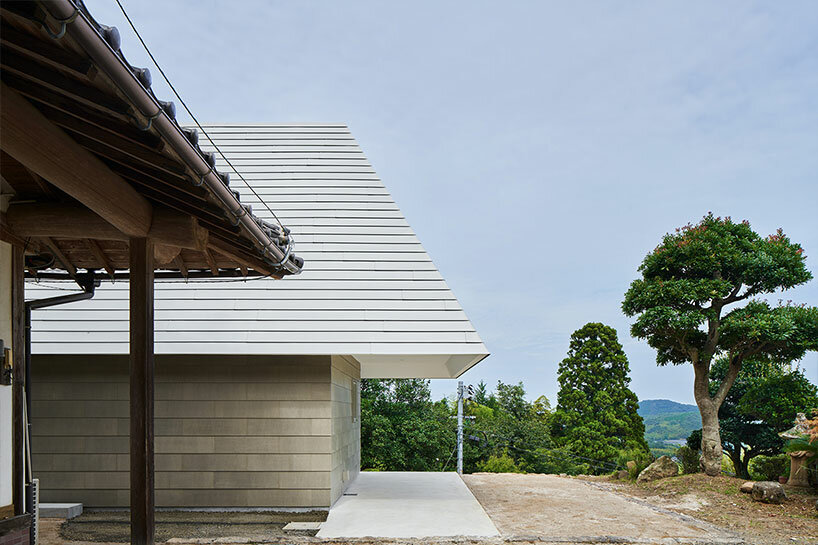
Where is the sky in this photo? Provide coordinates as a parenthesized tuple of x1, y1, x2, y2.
(86, 0, 818, 405)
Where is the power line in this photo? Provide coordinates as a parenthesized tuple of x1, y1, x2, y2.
(112, 0, 290, 241)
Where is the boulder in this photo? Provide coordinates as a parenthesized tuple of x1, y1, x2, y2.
(751, 481, 786, 504)
(637, 456, 679, 483)
(739, 481, 754, 494)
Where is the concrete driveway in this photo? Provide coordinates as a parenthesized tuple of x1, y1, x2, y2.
(317, 472, 499, 538)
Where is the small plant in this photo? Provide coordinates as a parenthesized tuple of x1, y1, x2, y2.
(749, 454, 790, 481)
(675, 445, 700, 474)
(478, 450, 524, 473)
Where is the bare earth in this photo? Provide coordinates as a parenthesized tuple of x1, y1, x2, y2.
(463, 473, 732, 541)
(38, 472, 818, 544)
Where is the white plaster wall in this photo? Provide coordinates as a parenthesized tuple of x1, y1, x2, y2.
(0, 241, 14, 510)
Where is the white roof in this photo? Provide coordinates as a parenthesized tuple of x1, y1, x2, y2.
(27, 124, 487, 378)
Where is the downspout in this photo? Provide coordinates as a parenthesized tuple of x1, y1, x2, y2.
(24, 272, 97, 463)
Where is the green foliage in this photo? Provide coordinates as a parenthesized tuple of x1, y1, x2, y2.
(749, 454, 790, 481)
(360, 379, 454, 471)
(638, 399, 698, 416)
(623, 214, 815, 368)
(477, 450, 523, 473)
(675, 445, 701, 474)
(707, 356, 818, 478)
(642, 412, 702, 448)
(622, 214, 817, 474)
(552, 323, 650, 474)
(361, 379, 573, 474)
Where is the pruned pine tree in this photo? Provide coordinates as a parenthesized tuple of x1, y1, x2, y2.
(623, 214, 818, 475)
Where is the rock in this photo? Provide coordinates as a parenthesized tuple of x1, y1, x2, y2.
(616, 470, 630, 480)
(637, 456, 679, 483)
(740, 481, 754, 494)
(751, 481, 786, 504)
(559, 473, 567, 478)
(626, 461, 637, 472)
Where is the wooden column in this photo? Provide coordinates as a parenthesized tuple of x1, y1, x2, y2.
(129, 238, 154, 545)
(11, 246, 25, 516)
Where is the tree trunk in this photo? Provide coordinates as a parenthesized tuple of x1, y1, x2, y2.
(728, 450, 749, 479)
(737, 453, 753, 480)
(693, 362, 722, 476)
(698, 402, 722, 476)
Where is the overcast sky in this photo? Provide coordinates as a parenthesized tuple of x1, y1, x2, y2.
(87, 0, 818, 405)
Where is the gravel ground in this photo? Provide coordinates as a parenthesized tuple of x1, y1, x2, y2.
(462, 473, 733, 541)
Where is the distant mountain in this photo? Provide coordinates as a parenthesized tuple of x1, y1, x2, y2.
(638, 399, 698, 417)
(638, 399, 701, 450)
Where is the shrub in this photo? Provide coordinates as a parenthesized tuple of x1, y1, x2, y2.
(478, 450, 523, 473)
(675, 446, 700, 474)
(721, 455, 735, 476)
(749, 454, 790, 481)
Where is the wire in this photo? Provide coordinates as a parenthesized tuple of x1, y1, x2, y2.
(111, 0, 289, 238)
(441, 444, 457, 472)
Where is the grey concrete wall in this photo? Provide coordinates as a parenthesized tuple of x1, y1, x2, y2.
(330, 355, 361, 504)
(30, 354, 335, 508)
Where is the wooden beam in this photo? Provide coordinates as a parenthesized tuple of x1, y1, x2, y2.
(11, 247, 25, 516)
(0, 83, 152, 237)
(0, 21, 94, 77)
(5, 73, 164, 150)
(153, 244, 181, 266)
(86, 238, 115, 277)
(40, 237, 76, 278)
(129, 238, 155, 545)
(203, 247, 219, 276)
(0, 47, 129, 116)
(6, 203, 205, 250)
(173, 255, 188, 278)
(208, 236, 276, 277)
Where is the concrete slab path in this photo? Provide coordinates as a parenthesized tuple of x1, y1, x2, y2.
(316, 472, 499, 538)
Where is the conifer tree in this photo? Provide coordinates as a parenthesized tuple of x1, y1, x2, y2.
(552, 323, 649, 472)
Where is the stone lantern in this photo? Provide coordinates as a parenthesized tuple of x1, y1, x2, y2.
(779, 413, 814, 488)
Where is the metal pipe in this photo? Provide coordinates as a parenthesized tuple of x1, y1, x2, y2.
(41, 0, 299, 274)
(24, 278, 96, 452)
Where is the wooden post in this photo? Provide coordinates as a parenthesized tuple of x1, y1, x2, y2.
(129, 238, 154, 545)
(11, 246, 25, 516)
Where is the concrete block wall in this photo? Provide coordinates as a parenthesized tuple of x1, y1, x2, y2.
(329, 355, 361, 504)
(30, 354, 336, 508)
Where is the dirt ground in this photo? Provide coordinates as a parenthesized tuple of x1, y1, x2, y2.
(38, 473, 818, 545)
(39, 510, 326, 544)
(580, 473, 818, 545)
(463, 473, 732, 541)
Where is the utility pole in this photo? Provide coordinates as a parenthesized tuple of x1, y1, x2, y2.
(457, 380, 464, 474)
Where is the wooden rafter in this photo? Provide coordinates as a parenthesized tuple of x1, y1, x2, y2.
(1, 83, 153, 237)
(203, 247, 219, 276)
(0, 47, 129, 118)
(40, 236, 76, 278)
(0, 21, 93, 77)
(5, 73, 163, 149)
(86, 238, 114, 278)
(173, 255, 188, 279)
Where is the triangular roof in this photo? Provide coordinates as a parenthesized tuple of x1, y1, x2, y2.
(27, 124, 488, 378)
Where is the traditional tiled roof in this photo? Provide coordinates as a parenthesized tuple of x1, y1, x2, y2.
(27, 125, 488, 378)
(1, 0, 302, 277)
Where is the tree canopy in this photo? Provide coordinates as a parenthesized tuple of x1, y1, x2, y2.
(551, 322, 650, 473)
(622, 214, 818, 475)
